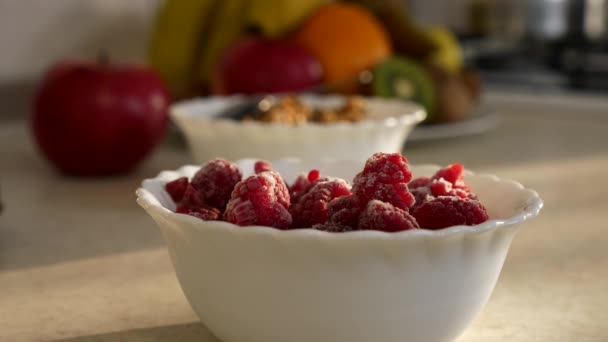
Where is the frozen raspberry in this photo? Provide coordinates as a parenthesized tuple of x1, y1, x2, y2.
(176, 203, 221, 221)
(358, 200, 419, 232)
(165, 177, 189, 202)
(410, 187, 435, 210)
(179, 184, 206, 209)
(191, 158, 242, 210)
(327, 195, 363, 229)
(289, 170, 325, 204)
(307, 169, 320, 182)
(430, 178, 473, 199)
(254, 160, 273, 174)
(290, 178, 351, 228)
(408, 176, 431, 190)
(313, 223, 356, 233)
(412, 196, 489, 230)
(175, 204, 190, 214)
(432, 163, 464, 185)
(224, 171, 292, 229)
(290, 173, 310, 195)
(352, 153, 415, 210)
(430, 178, 474, 199)
(430, 178, 453, 196)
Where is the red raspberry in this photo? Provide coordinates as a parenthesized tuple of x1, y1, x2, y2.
(327, 195, 363, 229)
(165, 177, 189, 202)
(352, 153, 415, 210)
(410, 187, 434, 210)
(358, 200, 419, 232)
(430, 178, 453, 196)
(180, 184, 206, 209)
(289, 170, 325, 204)
(191, 158, 242, 210)
(313, 223, 356, 233)
(224, 171, 292, 229)
(290, 173, 310, 196)
(430, 178, 474, 199)
(254, 160, 273, 174)
(290, 178, 351, 228)
(412, 196, 489, 230)
(307, 169, 320, 182)
(408, 176, 431, 190)
(176, 203, 221, 221)
(432, 163, 464, 185)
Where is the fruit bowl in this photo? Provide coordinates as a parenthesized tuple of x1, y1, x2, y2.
(170, 95, 426, 163)
(136, 159, 542, 342)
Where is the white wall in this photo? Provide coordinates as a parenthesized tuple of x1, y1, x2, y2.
(0, 0, 160, 82)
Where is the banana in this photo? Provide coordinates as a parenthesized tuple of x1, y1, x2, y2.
(248, 0, 327, 38)
(426, 26, 463, 74)
(196, 0, 250, 86)
(148, 0, 216, 99)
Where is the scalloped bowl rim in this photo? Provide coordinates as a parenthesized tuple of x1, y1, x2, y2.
(169, 95, 428, 129)
(136, 160, 543, 241)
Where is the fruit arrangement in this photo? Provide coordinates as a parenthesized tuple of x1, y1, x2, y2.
(149, 0, 482, 124)
(164, 152, 489, 232)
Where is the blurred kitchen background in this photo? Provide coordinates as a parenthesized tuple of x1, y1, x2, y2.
(2, 0, 608, 121)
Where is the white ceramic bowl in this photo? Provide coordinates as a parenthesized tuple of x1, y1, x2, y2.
(136, 159, 542, 342)
(170, 95, 426, 163)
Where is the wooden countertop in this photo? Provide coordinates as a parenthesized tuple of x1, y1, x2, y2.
(1, 94, 607, 341)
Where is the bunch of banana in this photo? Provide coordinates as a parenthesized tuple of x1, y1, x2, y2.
(148, 0, 325, 99)
(148, 0, 216, 99)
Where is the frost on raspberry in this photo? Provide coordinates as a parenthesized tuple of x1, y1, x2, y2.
(432, 163, 464, 185)
(224, 171, 292, 229)
(191, 158, 242, 210)
(352, 153, 415, 210)
(429, 164, 476, 199)
(290, 178, 352, 228)
(254, 160, 273, 174)
(165, 177, 189, 202)
(430, 178, 453, 196)
(412, 196, 489, 230)
(327, 195, 363, 229)
(410, 187, 435, 211)
(358, 200, 419, 232)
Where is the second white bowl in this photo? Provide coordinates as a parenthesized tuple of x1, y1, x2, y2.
(170, 95, 426, 163)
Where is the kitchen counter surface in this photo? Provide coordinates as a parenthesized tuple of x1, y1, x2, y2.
(1, 94, 607, 341)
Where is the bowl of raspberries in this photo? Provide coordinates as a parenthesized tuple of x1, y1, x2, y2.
(136, 152, 542, 342)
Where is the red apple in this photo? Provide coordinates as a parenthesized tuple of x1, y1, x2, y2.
(32, 58, 170, 175)
(213, 37, 323, 94)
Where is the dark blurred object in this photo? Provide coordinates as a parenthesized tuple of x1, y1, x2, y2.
(525, 0, 606, 43)
(460, 0, 608, 92)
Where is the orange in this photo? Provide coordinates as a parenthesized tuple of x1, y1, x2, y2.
(293, 3, 392, 90)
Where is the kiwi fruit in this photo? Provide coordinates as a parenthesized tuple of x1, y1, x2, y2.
(460, 68, 483, 102)
(426, 64, 475, 123)
(371, 56, 437, 121)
